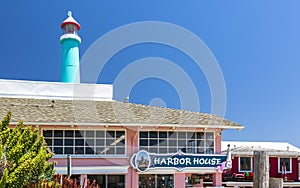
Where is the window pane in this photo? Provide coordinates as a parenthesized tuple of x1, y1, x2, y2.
(178, 140, 186, 147)
(206, 140, 214, 147)
(280, 158, 291, 172)
(86, 139, 94, 146)
(149, 147, 158, 153)
(106, 139, 115, 145)
(197, 147, 204, 154)
(159, 132, 167, 138)
(187, 132, 195, 139)
(196, 132, 204, 139)
(150, 131, 158, 138)
(45, 139, 52, 146)
(75, 130, 83, 138)
(206, 132, 214, 139)
(140, 139, 148, 146)
(96, 139, 104, 146)
(150, 140, 158, 146)
(64, 147, 73, 154)
(43, 130, 52, 137)
(159, 147, 167, 153)
(54, 139, 63, 146)
(54, 147, 63, 154)
(169, 147, 177, 153)
(54, 130, 63, 137)
(65, 130, 74, 137)
(86, 147, 95, 154)
(205, 148, 214, 154)
(96, 131, 104, 137)
(116, 131, 125, 138)
(65, 139, 73, 146)
(116, 139, 125, 146)
(140, 132, 148, 138)
(169, 140, 177, 146)
(86, 131, 94, 137)
(107, 131, 115, 138)
(168, 132, 176, 138)
(75, 139, 84, 146)
(240, 157, 252, 171)
(75, 147, 84, 154)
(106, 147, 115, 155)
(96, 147, 105, 154)
(178, 132, 186, 139)
(197, 140, 204, 147)
(159, 139, 167, 146)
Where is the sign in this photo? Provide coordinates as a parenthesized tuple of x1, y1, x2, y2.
(131, 150, 229, 172)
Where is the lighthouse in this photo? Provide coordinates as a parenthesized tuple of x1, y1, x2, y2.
(60, 11, 81, 83)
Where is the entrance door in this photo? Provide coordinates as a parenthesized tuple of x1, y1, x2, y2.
(139, 174, 173, 188)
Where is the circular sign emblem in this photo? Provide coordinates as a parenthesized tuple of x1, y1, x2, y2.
(135, 150, 150, 172)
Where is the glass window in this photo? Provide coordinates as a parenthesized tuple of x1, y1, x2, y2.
(43, 129, 126, 156)
(139, 174, 173, 188)
(279, 158, 291, 173)
(239, 157, 252, 172)
(139, 131, 214, 154)
(87, 175, 125, 188)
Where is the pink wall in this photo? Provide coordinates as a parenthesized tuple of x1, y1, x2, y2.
(174, 173, 185, 188)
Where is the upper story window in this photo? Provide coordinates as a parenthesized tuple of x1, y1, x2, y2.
(239, 157, 252, 172)
(279, 158, 292, 173)
(139, 131, 214, 154)
(43, 130, 126, 156)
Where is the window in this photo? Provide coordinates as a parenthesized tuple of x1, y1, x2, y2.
(139, 174, 173, 188)
(239, 157, 252, 172)
(279, 158, 292, 173)
(139, 131, 214, 154)
(88, 175, 125, 188)
(43, 130, 126, 156)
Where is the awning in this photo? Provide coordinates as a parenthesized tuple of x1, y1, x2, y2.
(55, 166, 129, 175)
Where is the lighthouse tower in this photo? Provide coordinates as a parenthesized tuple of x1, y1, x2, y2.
(60, 11, 81, 83)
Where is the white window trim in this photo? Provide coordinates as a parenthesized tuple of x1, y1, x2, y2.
(138, 130, 215, 154)
(42, 129, 127, 156)
(238, 156, 253, 172)
(278, 157, 292, 173)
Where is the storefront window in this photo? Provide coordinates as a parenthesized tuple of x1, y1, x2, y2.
(88, 175, 125, 188)
(43, 129, 126, 156)
(139, 131, 214, 154)
(139, 174, 173, 188)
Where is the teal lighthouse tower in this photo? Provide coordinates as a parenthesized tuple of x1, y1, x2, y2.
(60, 11, 81, 83)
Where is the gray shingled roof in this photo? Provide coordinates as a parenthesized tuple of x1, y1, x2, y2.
(0, 97, 243, 129)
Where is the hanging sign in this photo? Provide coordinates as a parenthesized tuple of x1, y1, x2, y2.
(130, 150, 228, 172)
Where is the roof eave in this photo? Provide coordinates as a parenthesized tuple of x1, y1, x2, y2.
(10, 121, 244, 130)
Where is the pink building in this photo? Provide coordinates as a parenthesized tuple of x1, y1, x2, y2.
(0, 12, 243, 188)
(0, 79, 243, 187)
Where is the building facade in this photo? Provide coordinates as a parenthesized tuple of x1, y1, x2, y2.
(0, 79, 243, 188)
(221, 141, 300, 182)
(0, 12, 244, 188)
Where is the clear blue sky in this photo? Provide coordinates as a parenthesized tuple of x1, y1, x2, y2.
(1, 1, 300, 147)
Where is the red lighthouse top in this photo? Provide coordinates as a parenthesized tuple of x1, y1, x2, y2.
(61, 11, 81, 31)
